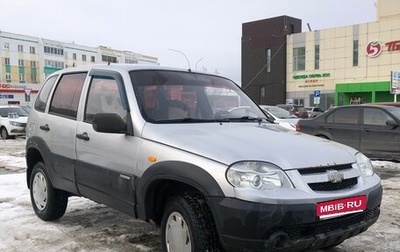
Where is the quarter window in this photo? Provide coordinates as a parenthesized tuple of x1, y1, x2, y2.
(49, 73, 87, 119)
(34, 75, 59, 112)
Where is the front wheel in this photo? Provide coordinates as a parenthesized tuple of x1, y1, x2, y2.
(161, 191, 222, 252)
(1, 127, 9, 139)
(30, 162, 68, 221)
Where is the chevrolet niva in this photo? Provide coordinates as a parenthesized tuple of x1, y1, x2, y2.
(26, 64, 382, 252)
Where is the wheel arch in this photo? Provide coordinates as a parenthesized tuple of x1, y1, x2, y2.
(136, 161, 225, 225)
(25, 137, 50, 189)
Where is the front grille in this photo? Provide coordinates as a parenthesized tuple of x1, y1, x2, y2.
(308, 177, 358, 191)
(298, 163, 352, 175)
(297, 163, 358, 191)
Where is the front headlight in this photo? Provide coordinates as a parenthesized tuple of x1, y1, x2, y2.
(355, 152, 374, 177)
(9, 121, 23, 127)
(226, 161, 293, 190)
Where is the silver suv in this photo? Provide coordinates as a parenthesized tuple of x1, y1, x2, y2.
(26, 64, 382, 251)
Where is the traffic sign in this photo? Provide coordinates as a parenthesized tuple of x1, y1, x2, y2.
(314, 90, 321, 97)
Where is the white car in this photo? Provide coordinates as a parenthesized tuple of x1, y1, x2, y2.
(305, 106, 324, 118)
(0, 105, 28, 139)
(260, 105, 300, 130)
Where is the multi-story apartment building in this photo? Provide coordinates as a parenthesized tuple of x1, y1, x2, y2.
(0, 30, 158, 105)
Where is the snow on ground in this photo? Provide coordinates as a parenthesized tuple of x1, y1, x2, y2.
(0, 138, 400, 251)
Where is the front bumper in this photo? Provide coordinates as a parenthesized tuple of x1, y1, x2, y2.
(207, 185, 382, 252)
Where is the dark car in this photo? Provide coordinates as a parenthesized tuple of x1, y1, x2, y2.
(296, 104, 400, 161)
(276, 104, 309, 118)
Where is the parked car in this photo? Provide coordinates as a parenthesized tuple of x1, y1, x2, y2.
(26, 64, 382, 252)
(276, 104, 309, 118)
(305, 106, 324, 118)
(0, 105, 28, 139)
(260, 105, 299, 130)
(296, 104, 400, 161)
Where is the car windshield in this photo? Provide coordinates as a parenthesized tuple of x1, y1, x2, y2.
(0, 107, 29, 118)
(130, 70, 267, 123)
(263, 106, 297, 119)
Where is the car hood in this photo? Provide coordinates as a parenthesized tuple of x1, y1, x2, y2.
(141, 122, 357, 170)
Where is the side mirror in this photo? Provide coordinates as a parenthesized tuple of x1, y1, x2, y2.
(92, 113, 126, 133)
(386, 119, 399, 128)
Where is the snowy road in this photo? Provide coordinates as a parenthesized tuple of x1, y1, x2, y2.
(0, 138, 399, 252)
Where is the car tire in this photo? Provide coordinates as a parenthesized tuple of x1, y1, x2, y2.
(161, 191, 222, 252)
(1, 127, 9, 139)
(29, 162, 68, 221)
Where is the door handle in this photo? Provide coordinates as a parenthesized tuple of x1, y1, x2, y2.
(39, 124, 50, 131)
(76, 132, 90, 141)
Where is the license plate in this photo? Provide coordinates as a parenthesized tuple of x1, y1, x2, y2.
(316, 195, 367, 219)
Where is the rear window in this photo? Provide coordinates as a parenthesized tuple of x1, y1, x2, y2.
(34, 75, 59, 112)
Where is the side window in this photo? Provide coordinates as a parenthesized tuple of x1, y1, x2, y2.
(49, 72, 87, 119)
(332, 108, 359, 124)
(363, 108, 391, 126)
(84, 76, 127, 124)
(34, 75, 59, 112)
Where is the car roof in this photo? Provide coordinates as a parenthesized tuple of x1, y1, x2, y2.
(368, 102, 400, 107)
(46, 64, 222, 79)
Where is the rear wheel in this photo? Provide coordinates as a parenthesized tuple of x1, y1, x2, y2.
(30, 162, 68, 221)
(1, 127, 9, 139)
(161, 191, 222, 252)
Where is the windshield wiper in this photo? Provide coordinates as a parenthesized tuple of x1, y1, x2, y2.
(156, 118, 218, 123)
(220, 116, 266, 123)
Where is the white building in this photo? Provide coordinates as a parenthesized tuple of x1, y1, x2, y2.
(0, 31, 158, 106)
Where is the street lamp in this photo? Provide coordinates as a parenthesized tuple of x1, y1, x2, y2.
(195, 58, 203, 70)
(168, 48, 191, 71)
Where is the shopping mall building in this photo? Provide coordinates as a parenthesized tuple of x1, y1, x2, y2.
(242, 0, 400, 111)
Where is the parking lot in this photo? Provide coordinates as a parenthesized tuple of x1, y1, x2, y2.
(0, 138, 399, 251)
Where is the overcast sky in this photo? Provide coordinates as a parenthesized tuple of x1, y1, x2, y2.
(1, 0, 377, 83)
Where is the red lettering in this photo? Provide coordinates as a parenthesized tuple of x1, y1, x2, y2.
(385, 40, 400, 51)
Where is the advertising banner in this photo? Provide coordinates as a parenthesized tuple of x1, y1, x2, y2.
(391, 71, 400, 95)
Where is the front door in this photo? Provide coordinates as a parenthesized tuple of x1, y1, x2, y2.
(75, 70, 139, 216)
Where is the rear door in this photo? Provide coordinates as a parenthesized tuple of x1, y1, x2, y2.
(75, 70, 139, 215)
(32, 72, 87, 193)
(360, 107, 400, 158)
(325, 107, 361, 150)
